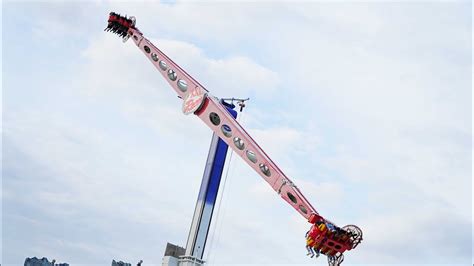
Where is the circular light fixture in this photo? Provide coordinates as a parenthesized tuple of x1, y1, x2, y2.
(299, 205, 308, 214)
(287, 192, 297, 204)
(209, 112, 221, 126)
(177, 79, 188, 92)
(246, 150, 257, 163)
(159, 61, 168, 71)
(259, 163, 271, 177)
(221, 125, 232, 137)
(167, 69, 177, 81)
(233, 137, 245, 150)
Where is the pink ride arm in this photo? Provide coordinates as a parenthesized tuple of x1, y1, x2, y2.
(106, 13, 363, 265)
(128, 27, 318, 220)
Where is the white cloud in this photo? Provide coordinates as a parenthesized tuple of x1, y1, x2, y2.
(78, 33, 279, 131)
(144, 38, 280, 98)
(355, 207, 471, 264)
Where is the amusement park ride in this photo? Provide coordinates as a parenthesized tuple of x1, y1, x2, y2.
(105, 13, 362, 266)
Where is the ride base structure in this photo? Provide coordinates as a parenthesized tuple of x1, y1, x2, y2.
(105, 13, 363, 266)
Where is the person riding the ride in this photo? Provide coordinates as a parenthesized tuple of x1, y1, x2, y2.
(305, 232, 316, 258)
(312, 220, 329, 257)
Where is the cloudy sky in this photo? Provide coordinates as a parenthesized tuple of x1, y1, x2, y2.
(2, 1, 472, 266)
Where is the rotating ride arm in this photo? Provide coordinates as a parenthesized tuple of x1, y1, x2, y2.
(105, 13, 362, 265)
(106, 13, 316, 219)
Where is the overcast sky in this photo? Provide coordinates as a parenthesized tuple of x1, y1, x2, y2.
(2, 1, 472, 266)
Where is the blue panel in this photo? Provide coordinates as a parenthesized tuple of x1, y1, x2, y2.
(204, 138, 229, 204)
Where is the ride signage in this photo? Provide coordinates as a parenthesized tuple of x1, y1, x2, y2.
(182, 86, 207, 115)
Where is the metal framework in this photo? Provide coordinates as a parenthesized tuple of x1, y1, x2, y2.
(105, 13, 362, 266)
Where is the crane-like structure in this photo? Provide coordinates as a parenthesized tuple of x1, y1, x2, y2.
(105, 13, 362, 266)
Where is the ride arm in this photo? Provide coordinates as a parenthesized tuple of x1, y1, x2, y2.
(106, 14, 318, 220)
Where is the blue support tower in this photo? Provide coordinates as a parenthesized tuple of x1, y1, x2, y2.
(184, 102, 238, 260)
